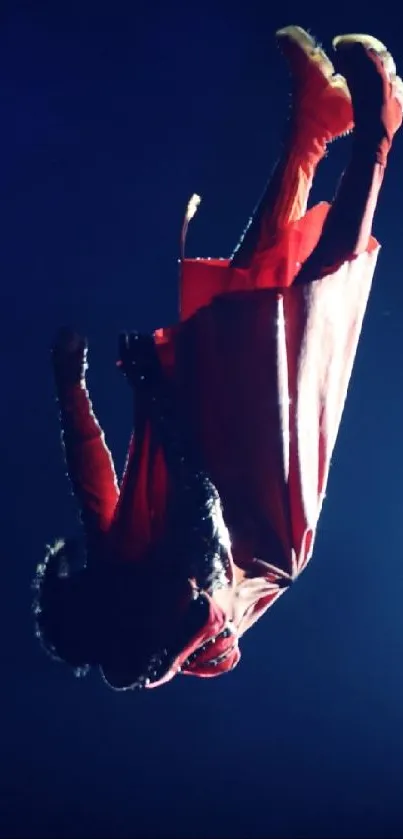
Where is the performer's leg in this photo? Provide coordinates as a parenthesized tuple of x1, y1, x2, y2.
(231, 27, 353, 267)
(296, 37, 403, 284)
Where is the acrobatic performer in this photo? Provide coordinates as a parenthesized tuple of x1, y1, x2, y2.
(34, 29, 403, 690)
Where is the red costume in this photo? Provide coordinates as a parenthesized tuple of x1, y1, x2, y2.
(53, 30, 402, 689)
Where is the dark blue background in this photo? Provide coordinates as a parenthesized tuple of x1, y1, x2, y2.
(2, 1, 403, 837)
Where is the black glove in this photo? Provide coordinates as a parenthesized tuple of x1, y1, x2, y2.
(52, 327, 88, 388)
(117, 332, 163, 391)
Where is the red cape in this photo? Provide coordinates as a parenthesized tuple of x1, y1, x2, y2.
(112, 201, 379, 684)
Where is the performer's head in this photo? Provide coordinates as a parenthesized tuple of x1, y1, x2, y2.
(33, 539, 213, 689)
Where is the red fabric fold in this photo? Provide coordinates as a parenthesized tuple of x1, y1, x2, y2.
(59, 200, 380, 684)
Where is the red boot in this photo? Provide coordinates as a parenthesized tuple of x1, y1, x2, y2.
(333, 34, 403, 163)
(276, 25, 354, 149)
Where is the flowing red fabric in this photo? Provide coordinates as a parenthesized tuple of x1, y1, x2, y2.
(107, 201, 379, 683)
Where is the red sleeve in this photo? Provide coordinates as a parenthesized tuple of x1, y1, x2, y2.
(57, 384, 119, 540)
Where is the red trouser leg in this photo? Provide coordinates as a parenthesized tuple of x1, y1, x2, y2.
(231, 133, 326, 268)
(296, 42, 403, 283)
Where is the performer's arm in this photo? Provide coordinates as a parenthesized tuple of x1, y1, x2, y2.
(52, 330, 119, 541)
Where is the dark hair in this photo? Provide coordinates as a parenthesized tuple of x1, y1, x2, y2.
(33, 539, 97, 678)
(33, 443, 231, 689)
(33, 538, 211, 690)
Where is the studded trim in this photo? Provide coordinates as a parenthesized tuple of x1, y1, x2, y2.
(181, 625, 236, 670)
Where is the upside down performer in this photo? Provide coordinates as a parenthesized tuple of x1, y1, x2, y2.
(34, 28, 403, 690)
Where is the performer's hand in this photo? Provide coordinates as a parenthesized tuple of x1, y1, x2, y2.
(51, 327, 88, 387)
(117, 332, 162, 390)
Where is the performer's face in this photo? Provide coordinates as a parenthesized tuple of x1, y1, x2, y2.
(101, 577, 206, 690)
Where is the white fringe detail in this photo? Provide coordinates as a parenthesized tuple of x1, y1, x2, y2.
(181, 193, 202, 259)
(186, 193, 201, 222)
